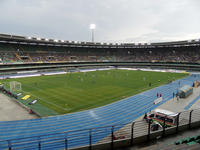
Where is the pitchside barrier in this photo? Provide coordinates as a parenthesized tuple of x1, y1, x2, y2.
(0, 108, 200, 150)
(0, 86, 58, 117)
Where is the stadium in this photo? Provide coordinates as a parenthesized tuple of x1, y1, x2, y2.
(1, 1, 200, 150)
(0, 33, 200, 150)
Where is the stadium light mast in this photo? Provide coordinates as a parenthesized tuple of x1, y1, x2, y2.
(90, 24, 96, 42)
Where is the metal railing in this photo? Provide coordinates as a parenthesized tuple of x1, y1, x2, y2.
(0, 108, 200, 150)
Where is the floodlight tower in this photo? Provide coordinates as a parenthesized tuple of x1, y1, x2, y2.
(90, 24, 96, 42)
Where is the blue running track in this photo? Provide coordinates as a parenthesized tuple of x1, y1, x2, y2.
(184, 95, 200, 110)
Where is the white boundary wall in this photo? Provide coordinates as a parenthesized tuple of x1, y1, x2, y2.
(0, 67, 188, 80)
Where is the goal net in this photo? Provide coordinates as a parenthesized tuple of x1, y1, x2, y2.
(10, 81, 21, 92)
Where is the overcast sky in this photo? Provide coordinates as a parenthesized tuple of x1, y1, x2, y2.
(0, 0, 200, 43)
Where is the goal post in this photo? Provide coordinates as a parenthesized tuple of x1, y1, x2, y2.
(10, 81, 22, 92)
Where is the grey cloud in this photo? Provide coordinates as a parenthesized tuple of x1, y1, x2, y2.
(0, 0, 200, 42)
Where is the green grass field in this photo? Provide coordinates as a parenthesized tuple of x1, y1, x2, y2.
(2, 69, 188, 115)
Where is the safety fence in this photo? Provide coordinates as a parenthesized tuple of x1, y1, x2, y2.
(0, 108, 200, 150)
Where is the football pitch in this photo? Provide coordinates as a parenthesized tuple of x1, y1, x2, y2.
(2, 69, 188, 115)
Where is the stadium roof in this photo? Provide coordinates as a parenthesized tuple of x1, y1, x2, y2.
(0, 33, 200, 49)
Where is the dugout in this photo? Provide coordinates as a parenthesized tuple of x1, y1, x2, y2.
(178, 85, 193, 98)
